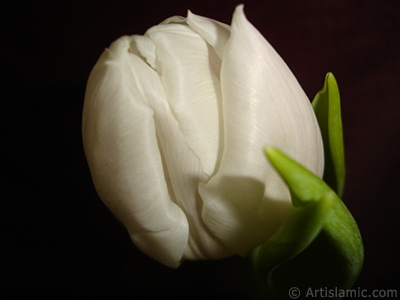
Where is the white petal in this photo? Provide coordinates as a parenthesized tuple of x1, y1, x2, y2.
(199, 5, 324, 255)
(82, 37, 189, 267)
(161, 15, 186, 24)
(186, 10, 231, 59)
(129, 35, 157, 69)
(128, 33, 232, 260)
(145, 22, 222, 178)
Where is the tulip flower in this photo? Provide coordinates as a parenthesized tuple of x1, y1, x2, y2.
(82, 5, 324, 267)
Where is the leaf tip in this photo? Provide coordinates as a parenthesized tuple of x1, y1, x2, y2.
(264, 146, 277, 159)
(326, 72, 338, 88)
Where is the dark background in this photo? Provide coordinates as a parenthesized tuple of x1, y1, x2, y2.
(4, 0, 399, 298)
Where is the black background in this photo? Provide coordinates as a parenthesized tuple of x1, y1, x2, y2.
(4, 0, 399, 298)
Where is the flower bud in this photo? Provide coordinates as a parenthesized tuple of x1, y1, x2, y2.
(82, 5, 324, 267)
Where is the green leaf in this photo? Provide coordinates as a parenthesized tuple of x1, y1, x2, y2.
(265, 146, 331, 206)
(249, 147, 363, 299)
(322, 196, 364, 290)
(312, 73, 345, 197)
(253, 191, 335, 282)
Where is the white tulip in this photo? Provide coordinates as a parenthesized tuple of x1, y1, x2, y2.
(82, 5, 324, 267)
